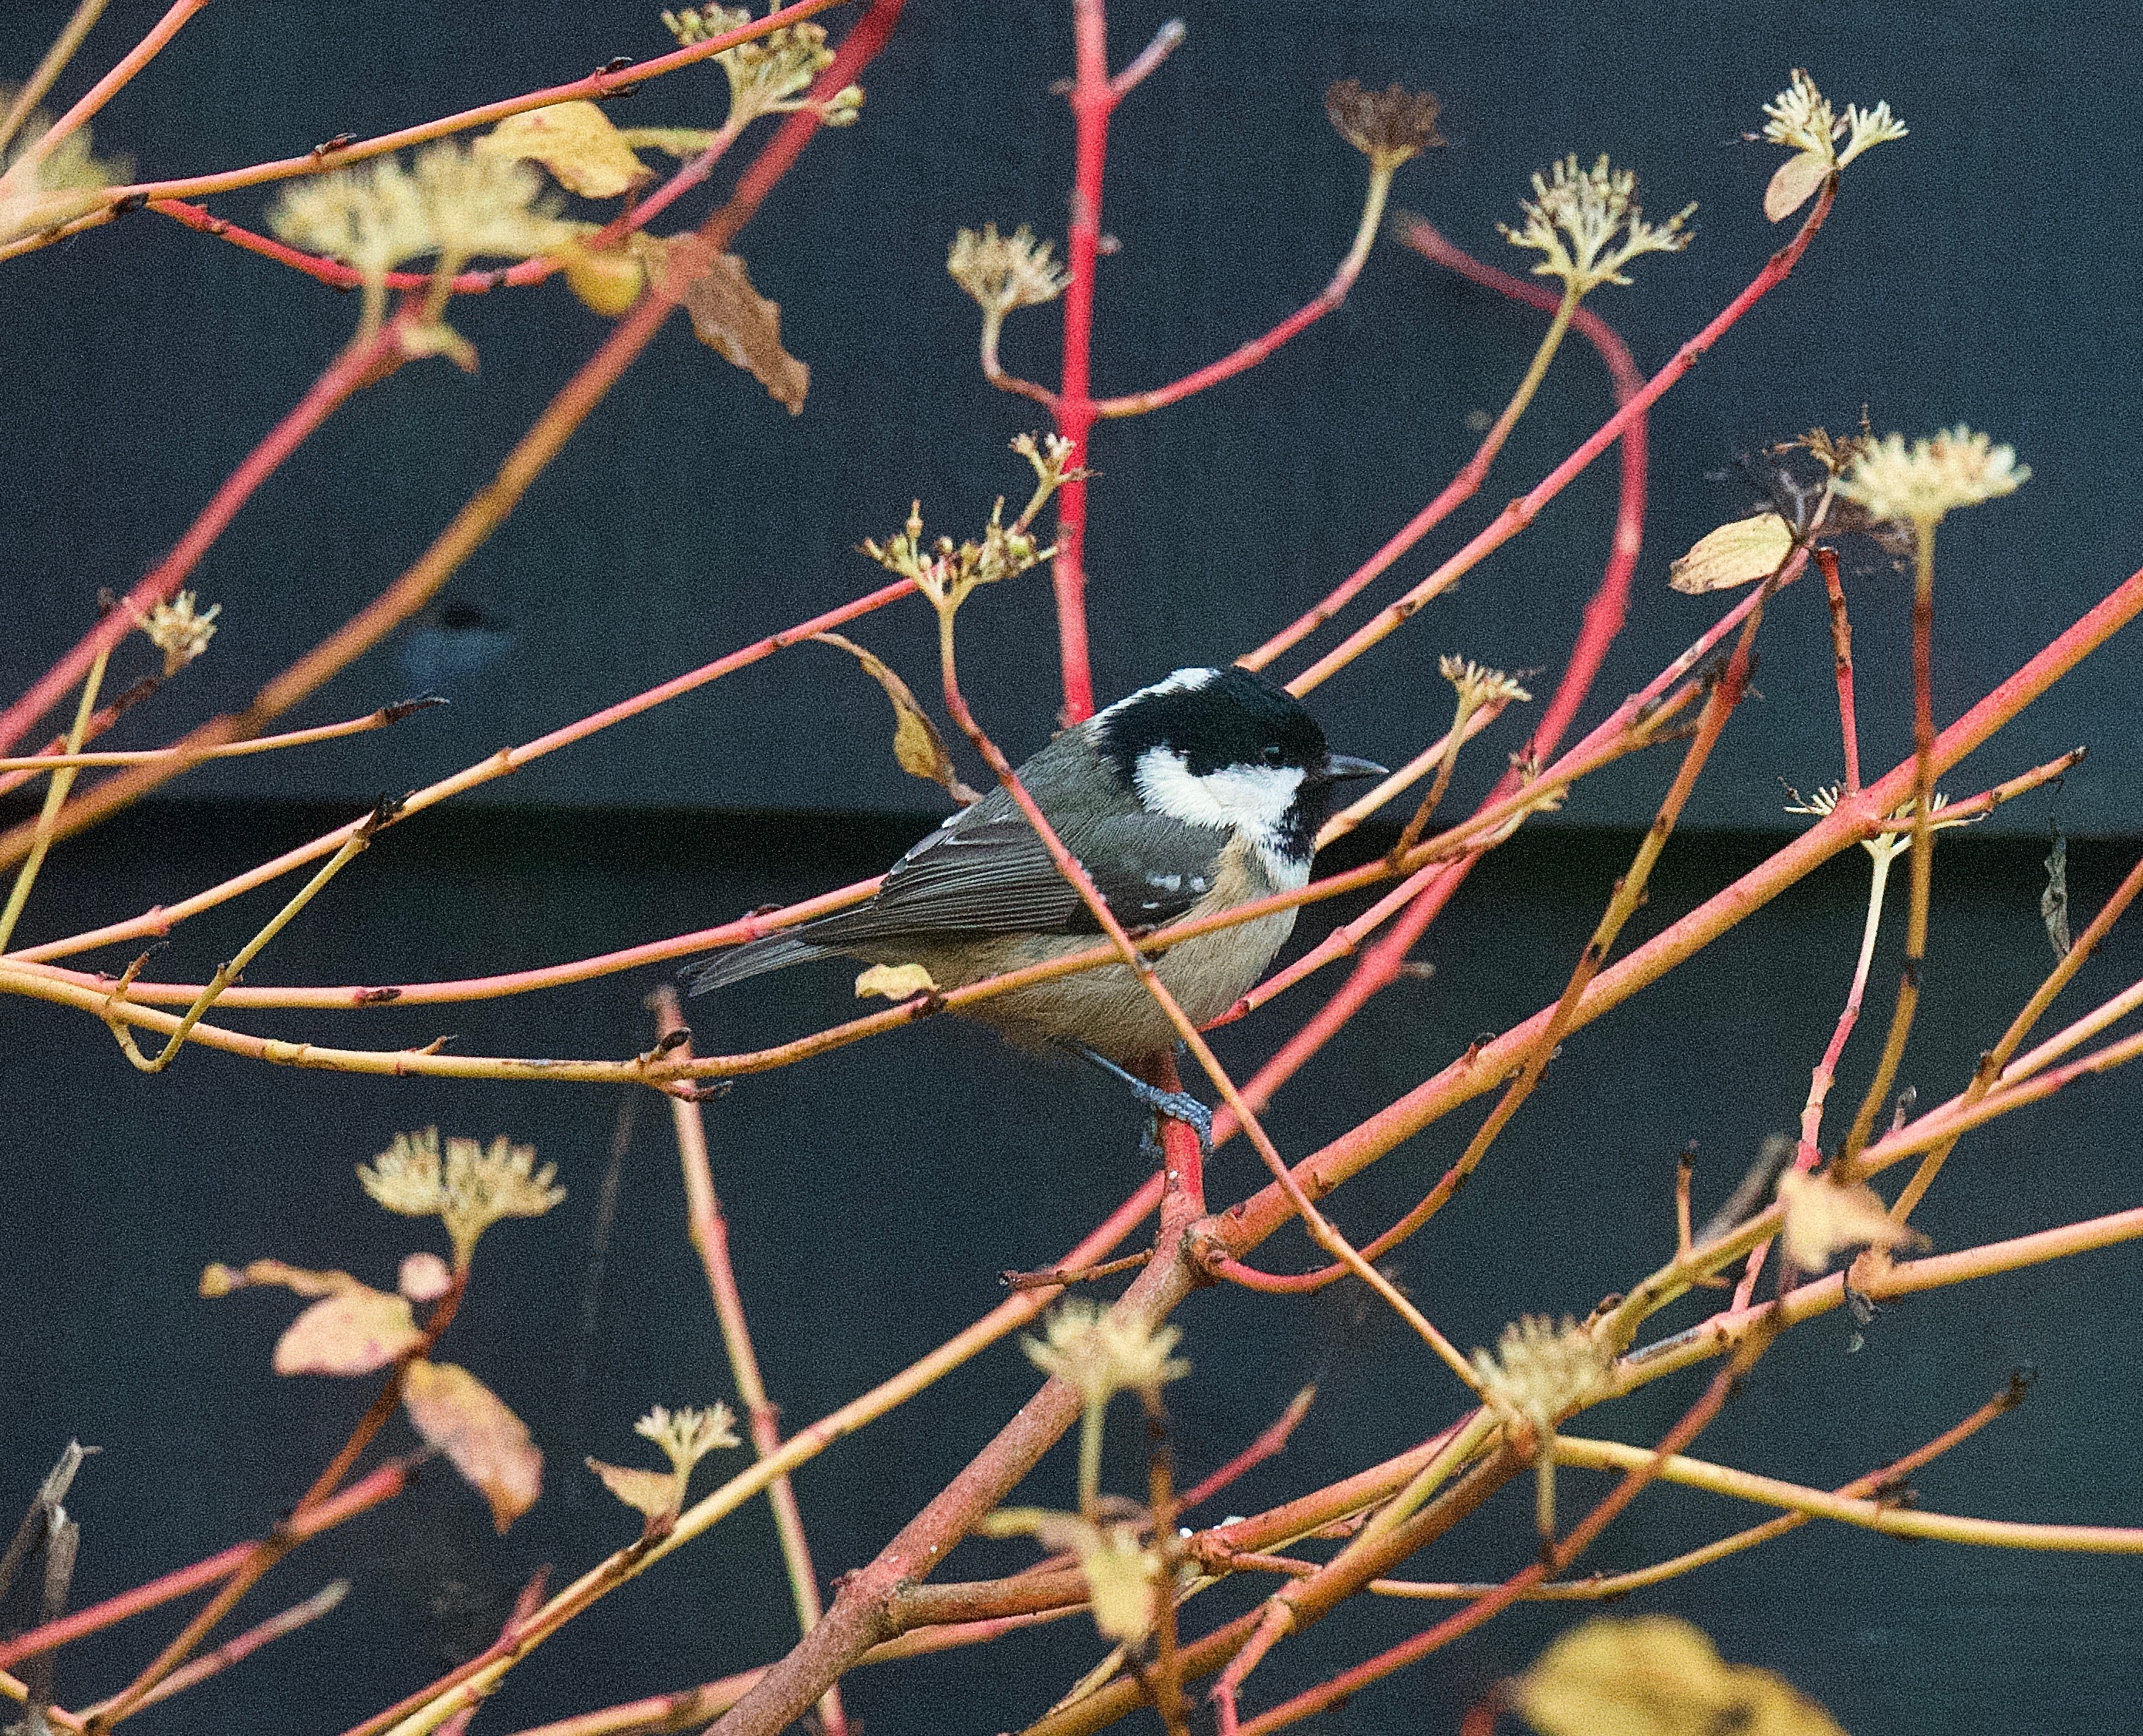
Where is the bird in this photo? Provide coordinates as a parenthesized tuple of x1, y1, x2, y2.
(683, 665, 1385, 1079)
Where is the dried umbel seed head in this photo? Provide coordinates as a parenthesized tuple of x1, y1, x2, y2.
(1500, 153, 1694, 296)
(1835, 425, 2030, 529)
(1022, 1296, 1190, 1409)
(1439, 655, 1532, 710)
(636, 1402, 741, 1471)
(1325, 79, 1444, 173)
(359, 1127, 565, 1268)
(947, 223, 1069, 318)
(1470, 1314, 1613, 1436)
(136, 589, 220, 676)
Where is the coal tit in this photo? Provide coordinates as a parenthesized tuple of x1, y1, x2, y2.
(683, 665, 1384, 1063)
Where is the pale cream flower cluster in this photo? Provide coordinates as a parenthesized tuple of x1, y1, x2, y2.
(1762, 69, 1908, 174)
(271, 143, 579, 284)
(1835, 425, 2030, 529)
(1470, 1314, 1613, 1435)
(359, 1127, 565, 1268)
(1500, 154, 1694, 295)
(947, 223, 1069, 319)
(137, 590, 221, 677)
(662, 5, 862, 128)
(636, 1402, 742, 1468)
(1439, 655, 1532, 709)
(1022, 1296, 1190, 1408)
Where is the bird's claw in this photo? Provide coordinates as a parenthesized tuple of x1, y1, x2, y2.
(1070, 1045, 1215, 1164)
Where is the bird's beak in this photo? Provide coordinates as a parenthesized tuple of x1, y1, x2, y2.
(1315, 752, 1388, 785)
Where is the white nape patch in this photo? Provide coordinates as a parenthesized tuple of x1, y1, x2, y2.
(1132, 745, 1311, 886)
(1093, 666, 1217, 723)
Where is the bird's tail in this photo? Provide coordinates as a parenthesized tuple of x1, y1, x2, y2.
(680, 934, 833, 997)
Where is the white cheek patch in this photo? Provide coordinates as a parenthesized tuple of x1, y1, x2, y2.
(1133, 747, 1308, 884)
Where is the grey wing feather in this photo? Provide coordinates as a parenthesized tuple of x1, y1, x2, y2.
(809, 793, 1230, 943)
(683, 748, 1233, 995)
(680, 934, 833, 996)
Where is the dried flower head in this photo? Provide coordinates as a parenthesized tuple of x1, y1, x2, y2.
(862, 435, 1078, 615)
(587, 1402, 740, 1526)
(272, 142, 582, 336)
(1500, 154, 1693, 296)
(1784, 782, 1980, 865)
(1325, 79, 1444, 174)
(135, 590, 221, 676)
(1762, 69, 1908, 170)
(636, 1402, 741, 1468)
(359, 1127, 565, 1268)
(1471, 1315, 1613, 1436)
(1834, 425, 2030, 529)
(1023, 1297, 1189, 1410)
(1776, 1168, 1928, 1273)
(663, 6, 862, 128)
(947, 223, 1069, 319)
(0, 96, 131, 245)
(1439, 655, 1531, 710)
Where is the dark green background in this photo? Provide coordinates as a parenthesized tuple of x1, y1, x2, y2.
(4, 5, 2141, 1734)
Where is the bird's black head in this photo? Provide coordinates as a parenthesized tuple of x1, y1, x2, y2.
(1093, 667, 1384, 864)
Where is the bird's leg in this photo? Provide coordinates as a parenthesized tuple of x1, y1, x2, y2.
(1069, 1044, 1214, 1167)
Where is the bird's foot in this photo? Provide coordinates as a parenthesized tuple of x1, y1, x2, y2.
(1069, 1045, 1215, 1165)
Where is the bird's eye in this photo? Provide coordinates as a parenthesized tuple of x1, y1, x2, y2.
(1262, 743, 1285, 765)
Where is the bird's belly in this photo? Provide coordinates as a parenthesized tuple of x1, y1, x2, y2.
(860, 841, 1301, 1062)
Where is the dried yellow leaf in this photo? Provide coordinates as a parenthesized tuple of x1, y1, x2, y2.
(1764, 150, 1831, 223)
(1776, 1169, 1928, 1273)
(810, 632, 975, 801)
(586, 1458, 685, 1525)
(402, 1358, 544, 1533)
(1668, 511, 1796, 594)
(1517, 1614, 1846, 1736)
(856, 962, 939, 1001)
(556, 239, 647, 316)
(477, 100, 651, 199)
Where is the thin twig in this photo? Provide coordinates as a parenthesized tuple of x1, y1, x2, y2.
(648, 989, 846, 1736)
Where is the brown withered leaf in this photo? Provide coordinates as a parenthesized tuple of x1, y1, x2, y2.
(809, 632, 977, 802)
(1515, 1614, 1847, 1736)
(855, 962, 940, 1001)
(659, 240, 810, 414)
(586, 1457, 686, 1525)
(403, 1358, 544, 1533)
(1764, 150, 1831, 223)
(1775, 1168, 1929, 1274)
(476, 100, 651, 199)
(274, 1286, 423, 1376)
(1669, 512, 1796, 594)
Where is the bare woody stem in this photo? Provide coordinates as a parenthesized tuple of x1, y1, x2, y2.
(1088, 157, 1401, 420)
(0, 315, 410, 759)
(1283, 183, 1840, 697)
(0, 0, 112, 159)
(1838, 515, 1942, 1170)
(0, 26, 884, 863)
(19, 0, 203, 171)
(647, 989, 847, 1736)
(1238, 272, 1578, 674)
(0, 649, 106, 953)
